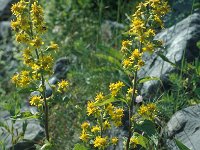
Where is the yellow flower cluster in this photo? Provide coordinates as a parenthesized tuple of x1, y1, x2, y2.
(87, 101, 98, 116)
(111, 137, 118, 145)
(10, 0, 60, 107)
(81, 93, 123, 148)
(80, 131, 89, 142)
(138, 103, 157, 120)
(57, 80, 69, 93)
(80, 119, 116, 148)
(109, 81, 125, 97)
(94, 136, 107, 148)
(121, 0, 170, 71)
(30, 95, 43, 107)
(95, 92, 105, 102)
(11, 71, 31, 87)
(80, 122, 90, 142)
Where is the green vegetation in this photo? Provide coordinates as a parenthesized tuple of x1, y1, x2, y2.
(0, 0, 199, 150)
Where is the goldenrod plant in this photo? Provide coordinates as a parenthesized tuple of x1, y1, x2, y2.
(79, 0, 170, 149)
(10, 0, 69, 144)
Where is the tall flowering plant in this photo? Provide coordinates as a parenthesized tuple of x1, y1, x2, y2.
(79, 0, 170, 149)
(10, 0, 69, 142)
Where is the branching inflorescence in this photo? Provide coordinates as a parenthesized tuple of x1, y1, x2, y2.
(80, 0, 170, 149)
(10, 0, 69, 142)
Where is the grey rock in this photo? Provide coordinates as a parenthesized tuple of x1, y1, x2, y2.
(101, 20, 124, 42)
(107, 127, 126, 150)
(166, 104, 200, 150)
(53, 57, 70, 79)
(138, 13, 200, 98)
(0, 0, 18, 21)
(0, 21, 11, 40)
(0, 107, 44, 150)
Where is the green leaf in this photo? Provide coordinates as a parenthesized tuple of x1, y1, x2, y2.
(22, 121, 28, 134)
(135, 120, 156, 136)
(95, 53, 121, 68)
(134, 134, 148, 149)
(95, 97, 115, 106)
(157, 52, 176, 66)
(138, 76, 160, 84)
(174, 139, 191, 150)
(0, 121, 10, 133)
(73, 143, 88, 150)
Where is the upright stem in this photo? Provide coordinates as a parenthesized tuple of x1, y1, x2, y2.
(41, 75, 49, 141)
(126, 71, 137, 150)
(41, 51, 49, 141)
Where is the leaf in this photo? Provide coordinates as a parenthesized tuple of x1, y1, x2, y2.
(73, 143, 88, 150)
(135, 134, 148, 149)
(135, 120, 156, 136)
(157, 52, 176, 66)
(138, 76, 160, 84)
(95, 53, 121, 68)
(95, 97, 115, 106)
(174, 139, 191, 150)
(0, 121, 10, 133)
(22, 121, 28, 134)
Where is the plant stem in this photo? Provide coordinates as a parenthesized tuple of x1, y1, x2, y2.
(126, 70, 138, 150)
(42, 75, 49, 141)
(40, 51, 49, 141)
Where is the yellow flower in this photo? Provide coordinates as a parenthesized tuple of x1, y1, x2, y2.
(130, 49, 142, 60)
(138, 103, 157, 119)
(127, 87, 138, 95)
(106, 103, 114, 116)
(138, 105, 148, 116)
(31, 2, 43, 16)
(91, 125, 101, 133)
(80, 131, 89, 142)
(30, 95, 43, 107)
(11, 73, 19, 84)
(138, 59, 145, 67)
(40, 55, 54, 72)
(31, 63, 41, 72)
(145, 28, 155, 38)
(95, 92, 104, 102)
(11, 1, 26, 16)
(15, 32, 29, 43)
(81, 122, 90, 129)
(130, 137, 139, 148)
(121, 40, 132, 53)
(16, 15, 30, 31)
(10, 20, 19, 30)
(93, 136, 107, 148)
(154, 14, 163, 28)
(114, 121, 122, 127)
(122, 59, 133, 69)
(109, 81, 125, 97)
(103, 120, 111, 130)
(48, 41, 59, 50)
(111, 108, 124, 127)
(57, 80, 69, 93)
(87, 101, 97, 116)
(22, 48, 33, 65)
(30, 36, 44, 48)
(111, 137, 118, 145)
(15, 70, 31, 87)
(131, 18, 145, 30)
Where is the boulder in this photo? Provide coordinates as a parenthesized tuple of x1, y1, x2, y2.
(166, 104, 200, 150)
(138, 13, 200, 98)
(0, 0, 18, 21)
